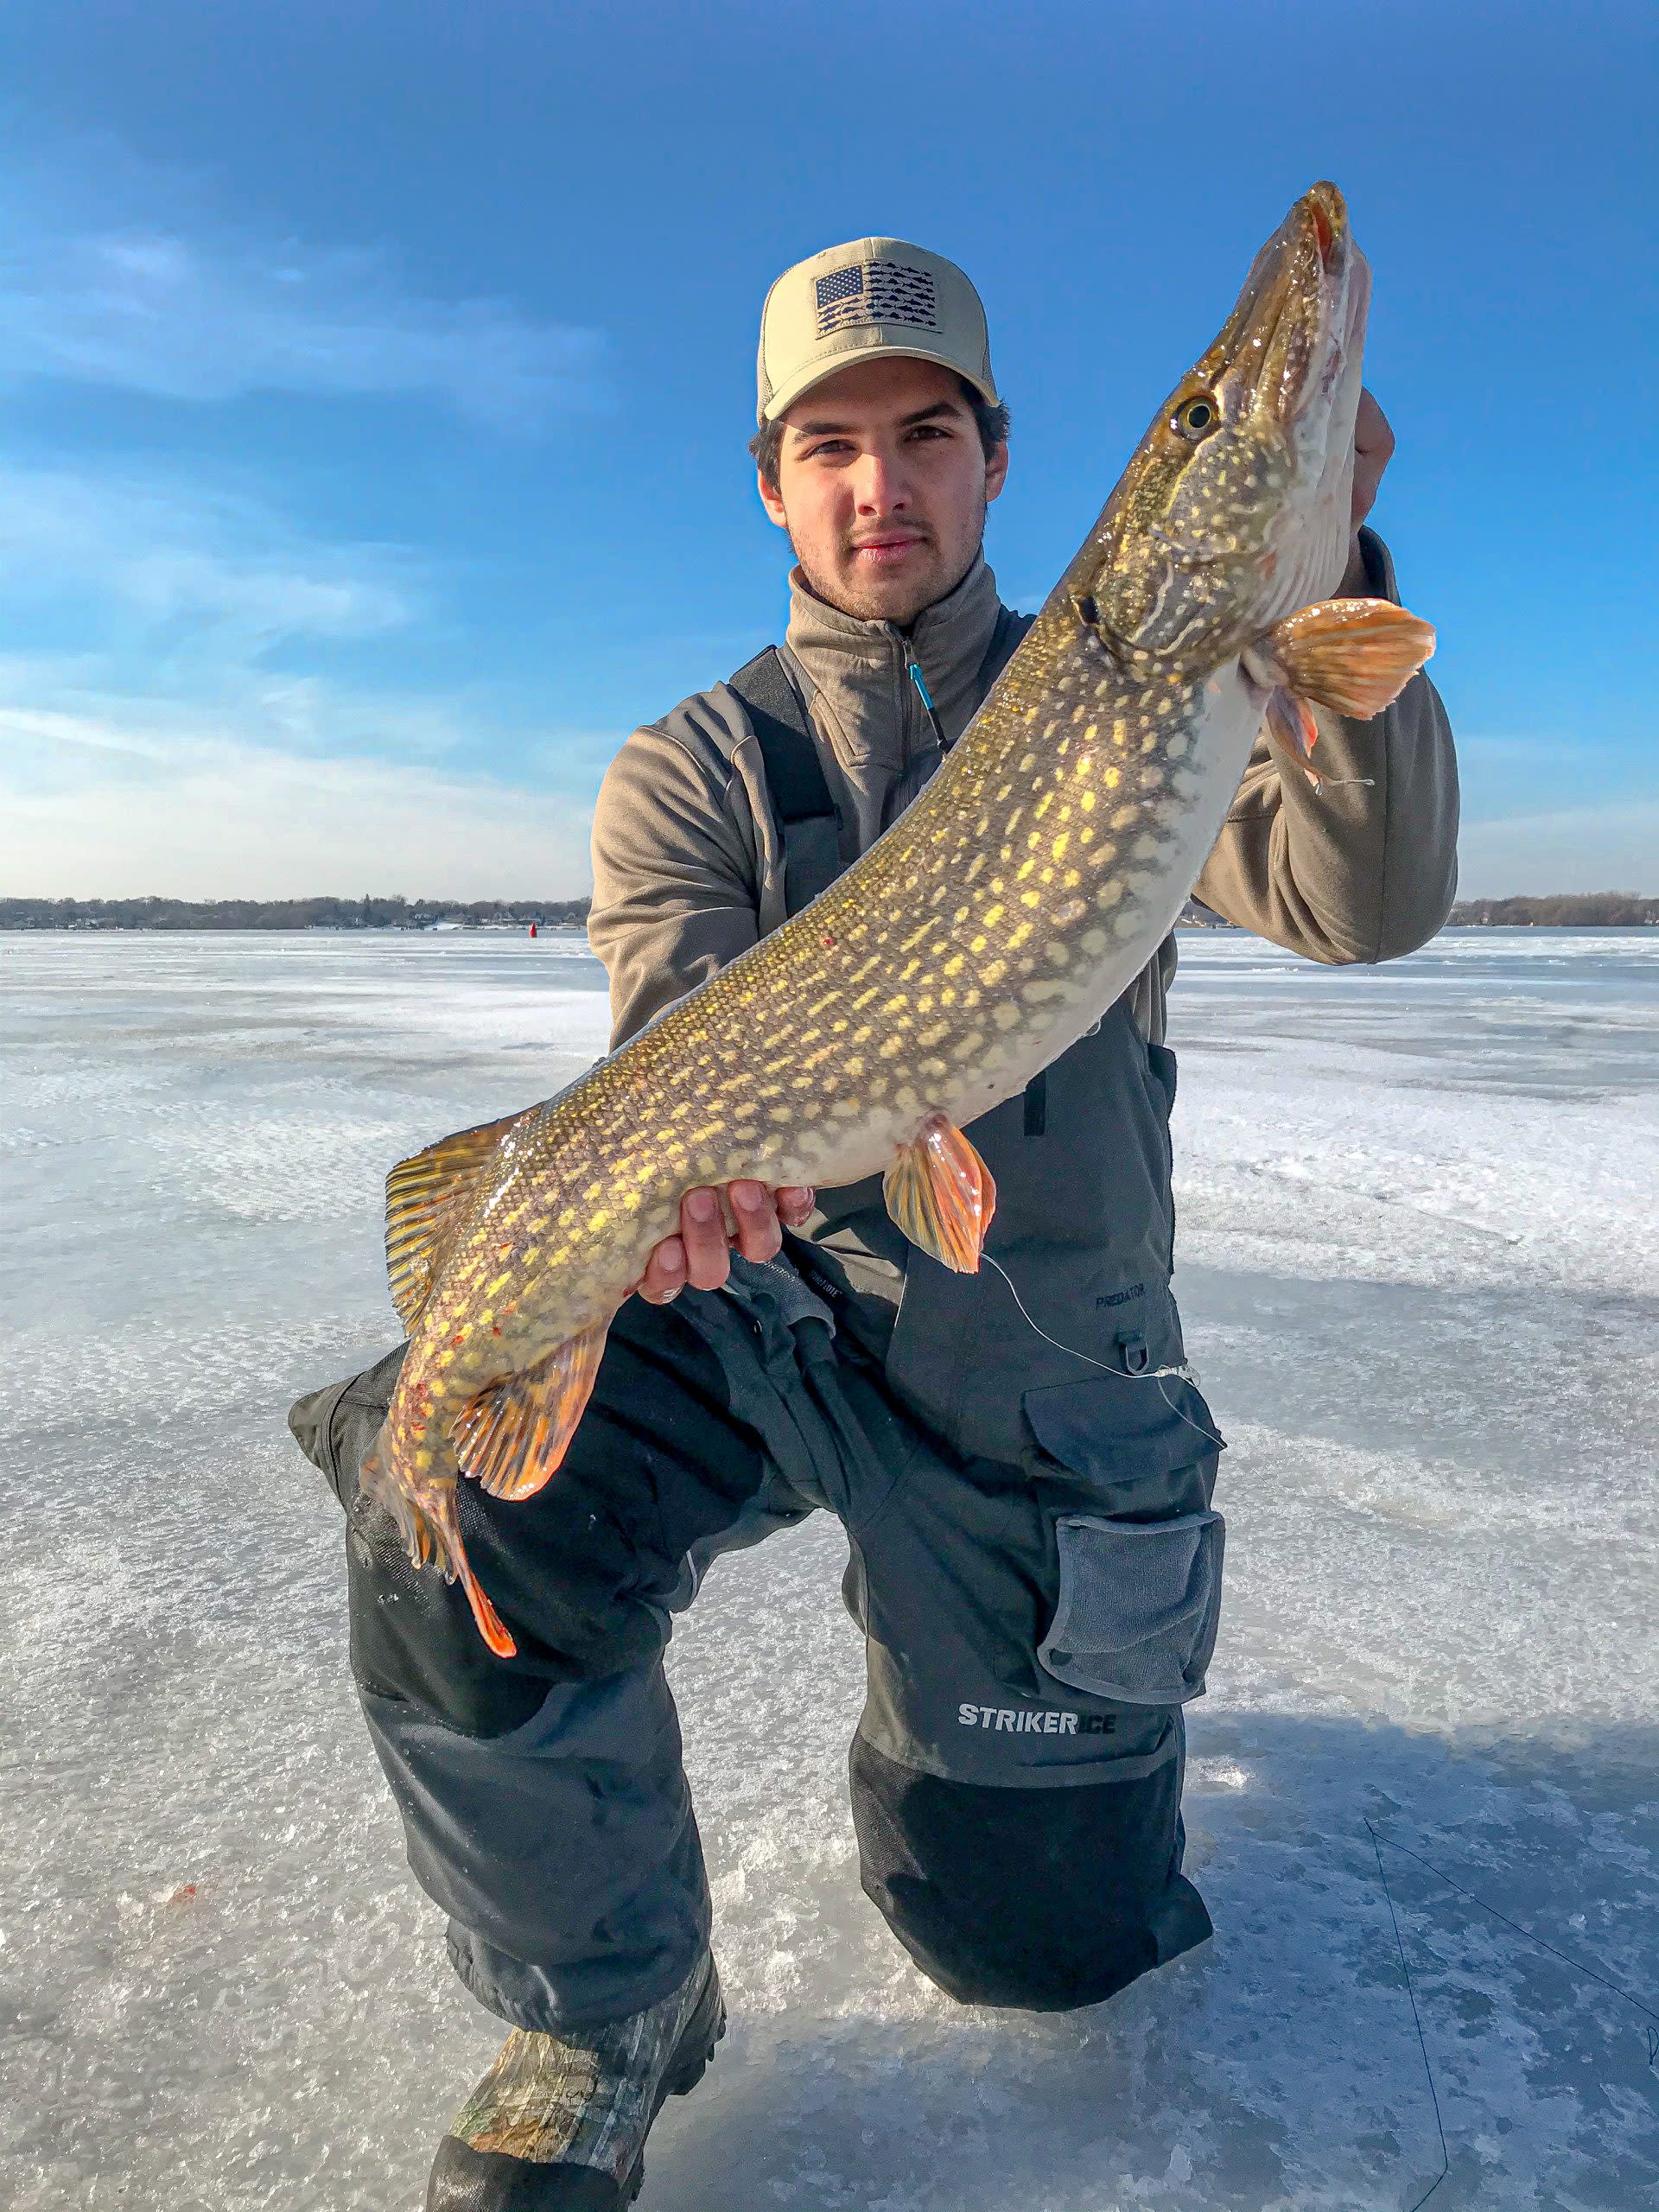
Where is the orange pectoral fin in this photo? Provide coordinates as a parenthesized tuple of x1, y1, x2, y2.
(883, 1113, 998, 1274)
(1260, 597, 1436, 721)
(452, 1313, 613, 1503)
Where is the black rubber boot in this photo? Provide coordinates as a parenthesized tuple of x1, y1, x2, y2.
(425, 1955, 724, 2209)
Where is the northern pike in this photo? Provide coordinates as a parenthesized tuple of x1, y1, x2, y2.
(362, 181, 1434, 1656)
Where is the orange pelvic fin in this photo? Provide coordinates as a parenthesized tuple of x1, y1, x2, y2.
(452, 1313, 613, 1503)
(1257, 597, 1436, 721)
(884, 1113, 998, 1274)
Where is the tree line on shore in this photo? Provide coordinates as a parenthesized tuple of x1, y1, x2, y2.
(0, 894, 594, 931)
(3, 891, 1655, 931)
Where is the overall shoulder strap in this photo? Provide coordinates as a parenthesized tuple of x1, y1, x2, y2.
(727, 647, 836, 823)
(727, 646, 842, 915)
(975, 605, 1036, 699)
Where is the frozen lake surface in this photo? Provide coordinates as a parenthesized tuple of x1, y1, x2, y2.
(3, 927, 1656, 2211)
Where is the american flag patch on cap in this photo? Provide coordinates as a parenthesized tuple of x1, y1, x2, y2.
(815, 261, 940, 337)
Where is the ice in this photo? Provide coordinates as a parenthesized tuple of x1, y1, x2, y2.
(3, 926, 1656, 2210)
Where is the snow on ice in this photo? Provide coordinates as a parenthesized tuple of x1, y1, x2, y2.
(3, 927, 1656, 2209)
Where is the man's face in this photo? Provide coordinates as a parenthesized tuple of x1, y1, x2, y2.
(758, 356, 1007, 625)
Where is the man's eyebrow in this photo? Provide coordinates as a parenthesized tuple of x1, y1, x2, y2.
(787, 398, 967, 441)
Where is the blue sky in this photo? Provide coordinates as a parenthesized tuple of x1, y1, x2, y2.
(1, 0, 1652, 899)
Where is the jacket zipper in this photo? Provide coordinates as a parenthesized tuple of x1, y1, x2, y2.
(886, 625, 950, 764)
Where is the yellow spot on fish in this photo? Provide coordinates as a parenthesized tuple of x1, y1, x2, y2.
(486, 1272, 510, 1294)
(1020, 891, 1041, 910)
(982, 959, 1007, 985)
(992, 1002, 1020, 1030)
(1052, 832, 1071, 861)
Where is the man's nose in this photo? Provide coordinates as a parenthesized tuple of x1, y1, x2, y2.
(852, 450, 908, 514)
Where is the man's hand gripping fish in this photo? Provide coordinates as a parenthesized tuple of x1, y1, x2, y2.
(362, 181, 1435, 1656)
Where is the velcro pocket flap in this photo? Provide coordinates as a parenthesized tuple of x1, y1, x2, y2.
(1039, 1510, 1224, 1706)
(1024, 1376, 1223, 1491)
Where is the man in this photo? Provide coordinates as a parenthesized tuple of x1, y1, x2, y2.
(292, 238, 1457, 2209)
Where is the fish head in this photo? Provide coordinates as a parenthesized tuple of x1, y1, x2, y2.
(1081, 181, 1370, 669)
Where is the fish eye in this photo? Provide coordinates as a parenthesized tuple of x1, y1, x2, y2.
(1172, 393, 1219, 441)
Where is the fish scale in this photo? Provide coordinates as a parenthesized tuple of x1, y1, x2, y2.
(363, 180, 1437, 1656)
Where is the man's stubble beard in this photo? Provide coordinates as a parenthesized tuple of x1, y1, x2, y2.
(788, 517, 988, 628)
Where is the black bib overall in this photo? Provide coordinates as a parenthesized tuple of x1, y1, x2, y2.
(300, 630, 1224, 2032)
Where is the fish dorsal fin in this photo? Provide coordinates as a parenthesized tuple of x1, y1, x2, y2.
(1255, 597, 1436, 721)
(883, 1112, 998, 1273)
(385, 1109, 528, 1332)
(452, 1314, 613, 1502)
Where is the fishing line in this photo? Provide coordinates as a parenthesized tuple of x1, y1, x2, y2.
(1367, 1821, 1659, 2033)
(1364, 1815, 1659, 2210)
(979, 1251, 1226, 1452)
(1368, 1820, 1452, 2212)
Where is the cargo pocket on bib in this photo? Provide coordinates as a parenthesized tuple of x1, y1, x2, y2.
(1038, 1510, 1224, 1705)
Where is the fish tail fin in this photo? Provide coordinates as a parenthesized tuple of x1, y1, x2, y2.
(359, 1443, 518, 1659)
(359, 1442, 440, 1570)
(417, 1484, 518, 1660)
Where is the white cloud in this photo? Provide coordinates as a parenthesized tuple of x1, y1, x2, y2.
(0, 148, 602, 429)
(0, 461, 415, 649)
(0, 707, 596, 899)
(0, 456, 612, 894)
(1458, 799, 1659, 897)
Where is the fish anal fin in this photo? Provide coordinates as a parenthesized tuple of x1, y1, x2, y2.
(883, 1113, 998, 1274)
(1258, 597, 1436, 721)
(452, 1314, 613, 1503)
(385, 1107, 531, 1332)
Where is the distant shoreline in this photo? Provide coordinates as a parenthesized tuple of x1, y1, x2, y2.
(3, 893, 1655, 933)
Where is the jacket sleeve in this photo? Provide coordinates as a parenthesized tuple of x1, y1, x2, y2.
(1192, 528, 1460, 964)
(588, 721, 765, 1048)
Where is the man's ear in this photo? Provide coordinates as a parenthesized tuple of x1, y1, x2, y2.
(984, 440, 1009, 505)
(757, 469, 790, 529)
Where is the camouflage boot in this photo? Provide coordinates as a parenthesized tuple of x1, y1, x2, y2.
(425, 1954, 724, 2209)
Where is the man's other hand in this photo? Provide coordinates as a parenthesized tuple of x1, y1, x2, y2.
(1351, 387, 1395, 532)
(1337, 387, 1395, 594)
(634, 1183, 817, 1304)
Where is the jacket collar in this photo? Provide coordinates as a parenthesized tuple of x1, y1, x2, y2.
(783, 552, 1004, 774)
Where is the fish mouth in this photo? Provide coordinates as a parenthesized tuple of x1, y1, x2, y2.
(1211, 181, 1369, 437)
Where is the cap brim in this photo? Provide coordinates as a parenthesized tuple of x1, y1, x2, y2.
(762, 340, 999, 424)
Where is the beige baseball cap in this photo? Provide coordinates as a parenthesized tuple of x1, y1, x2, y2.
(756, 237, 997, 425)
